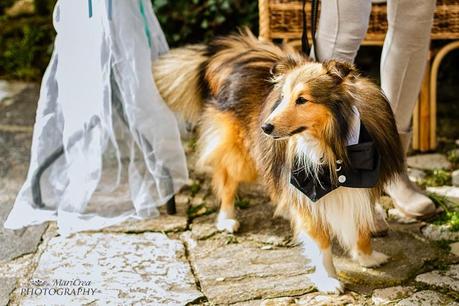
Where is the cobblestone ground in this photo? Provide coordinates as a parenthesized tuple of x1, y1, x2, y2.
(1, 82, 458, 305)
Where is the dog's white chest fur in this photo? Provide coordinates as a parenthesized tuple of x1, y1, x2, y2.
(307, 187, 375, 248)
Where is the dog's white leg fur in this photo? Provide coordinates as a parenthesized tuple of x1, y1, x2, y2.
(298, 232, 343, 294)
(309, 187, 390, 267)
(351, 249, 389, 268)
(216, 209, 240, 233)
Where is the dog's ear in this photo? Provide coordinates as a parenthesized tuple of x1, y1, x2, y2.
(323, 60, 355, 83)
(270, 55, 303, 77)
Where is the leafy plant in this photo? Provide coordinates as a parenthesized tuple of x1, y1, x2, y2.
(447, 149, 459, 166)
(418, 169, 451, 188)
(0, 1, 258, 80)
(433, 211, 459, 231)
(428, 192, 459, 231)
(152, 0, 258, 47)
(186, 203, 216, 218)
(0, 17, 54, 80)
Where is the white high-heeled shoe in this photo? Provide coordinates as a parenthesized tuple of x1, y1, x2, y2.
(385, 132, 437, 219)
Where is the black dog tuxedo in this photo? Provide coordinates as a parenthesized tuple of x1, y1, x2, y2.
(290, 122, 381, 202)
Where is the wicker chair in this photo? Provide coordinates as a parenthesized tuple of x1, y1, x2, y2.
(259, 0, 459, 151)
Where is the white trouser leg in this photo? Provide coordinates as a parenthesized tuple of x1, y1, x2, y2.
(381, 0, 436, 133)
(315, 0, 437, 219)
(313, 0, 371, 62)
(381, 0, 437, 219)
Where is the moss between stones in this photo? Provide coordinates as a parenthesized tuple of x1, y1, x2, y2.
(190, 181, 202, 197)
(433, 240, 453, 253)
(235, 197, 250, 209)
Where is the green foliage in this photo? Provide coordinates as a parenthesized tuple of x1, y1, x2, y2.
(447, 149, 459, 166)
(0, 0, 258, 80)
(418, 169, 451, 188)
(186, 203, 216, 218)
(235, 197, 250, 209)
(429, 192, 459, 232)
(433, 211, 459, 231)
(190, 181, 202, 197)
(0, 17, 54, 80)
(34, 0, 55, 16)
(434, 239, 452, 252)
(152, 0, 258, 47)
(225, 234, 238, 244)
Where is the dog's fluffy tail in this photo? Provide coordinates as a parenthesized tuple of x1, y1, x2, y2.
(153, 45, 207, 124)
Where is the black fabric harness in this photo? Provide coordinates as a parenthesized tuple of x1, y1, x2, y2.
(290, 123, 381, 202)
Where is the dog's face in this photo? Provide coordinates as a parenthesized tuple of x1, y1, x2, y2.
(262, 59, 357, 163)
(263, 60, 354, 139)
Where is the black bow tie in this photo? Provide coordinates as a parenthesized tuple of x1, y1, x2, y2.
(290, 122, 381, 202)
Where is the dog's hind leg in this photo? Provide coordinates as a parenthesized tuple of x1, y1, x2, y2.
(351, 228, 389, 268)
(199, 108, 257, 233)
(213, 167, 240, 233)
(293, 212, 344, 294)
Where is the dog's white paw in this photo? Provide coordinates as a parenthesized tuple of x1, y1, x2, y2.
(354, 251, 389, 268)
(309, 273, 344, 295)
(216, 212, 240, 233)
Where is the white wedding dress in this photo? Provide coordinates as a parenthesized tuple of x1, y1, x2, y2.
(4, 0, 188, 235)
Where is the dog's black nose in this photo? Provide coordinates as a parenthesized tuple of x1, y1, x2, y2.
(261, 123, 275, 135)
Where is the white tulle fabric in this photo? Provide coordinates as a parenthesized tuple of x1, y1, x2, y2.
(4, 0, 188, 235)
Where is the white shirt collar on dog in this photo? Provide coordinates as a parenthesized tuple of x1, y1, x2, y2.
(346, 106, 361, 146)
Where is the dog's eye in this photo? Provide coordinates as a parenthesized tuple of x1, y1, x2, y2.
(296, 97, 308, 105)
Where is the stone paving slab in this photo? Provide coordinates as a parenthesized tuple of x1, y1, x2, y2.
(416, 264, 459, 293)
(0, 82, 38, 127)
(235, 292, 363, 306)
(453, 169, 459, 187)
(421, 223, 459, 241)
(335, 229, 444, 293)
(190, 201, 291, 245)
(0, 223, 58, 306)
(182, 231, 315, 305)
(395, 290, 459, 306)
(451, 242, 459, 256)
(427, 186, 459, 205)
(102, 212, 188, 234)
(371, 286, 416, 305)
(0, 132, 32, 178)
(0, 202, 47, 262)
(0, 253, 35, 283)
(13, 232, 203, 305)
(0, 277, 16, 306)
(102, 194, 190, 233)
(0, 80, 30, 106)
(0, 176, 47, 263)
(184, 202, 312, 304)
(185, 199, 453, 304)
(407, 153, 452, 170)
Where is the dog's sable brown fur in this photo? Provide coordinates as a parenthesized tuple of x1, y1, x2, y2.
(153, 30, 404, 293)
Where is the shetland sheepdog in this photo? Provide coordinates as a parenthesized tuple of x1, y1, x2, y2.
(153, 30, 404, 293)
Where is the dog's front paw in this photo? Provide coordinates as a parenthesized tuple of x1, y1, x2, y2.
(309, 273, 344, 295)
(216, 212, 240, 233)
(354, 251, 389, 268)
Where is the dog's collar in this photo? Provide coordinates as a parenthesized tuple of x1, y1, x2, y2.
(290, 122, 381, 202)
